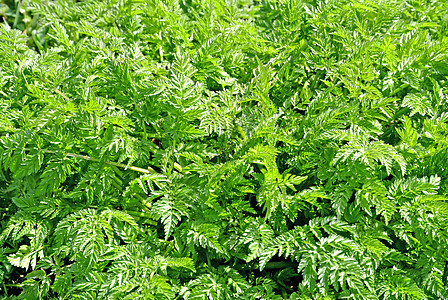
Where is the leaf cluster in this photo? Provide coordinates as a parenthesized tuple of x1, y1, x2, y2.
(1, 0, 448, 299)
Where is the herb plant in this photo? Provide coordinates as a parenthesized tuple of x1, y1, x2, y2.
(1, 0, 448, 299)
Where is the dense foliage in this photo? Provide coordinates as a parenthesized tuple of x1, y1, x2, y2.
(1, 0, 448, 298)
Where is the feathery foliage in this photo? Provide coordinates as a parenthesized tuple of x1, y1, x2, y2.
(1, 0, 448, 298)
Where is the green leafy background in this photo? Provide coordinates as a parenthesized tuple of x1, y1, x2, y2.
(1, 0, 448, 299)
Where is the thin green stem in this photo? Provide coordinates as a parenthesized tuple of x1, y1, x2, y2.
(13, 0, 22, 29)
(23, 148, 157, 174)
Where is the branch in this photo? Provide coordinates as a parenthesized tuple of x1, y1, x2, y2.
(26, 148, 157, 174)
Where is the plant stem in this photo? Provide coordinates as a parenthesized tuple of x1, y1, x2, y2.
(34, 149, 157, 174)
(13, 0, 22, 29)
(229, 261, 298, 271)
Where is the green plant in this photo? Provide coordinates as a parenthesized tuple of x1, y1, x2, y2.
(1, 0, 448, 299)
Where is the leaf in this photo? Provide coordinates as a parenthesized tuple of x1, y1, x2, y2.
(152, 198, 189, 239)
(402, 93, 433, 117)
(8, 245, 42, 271)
